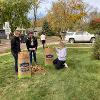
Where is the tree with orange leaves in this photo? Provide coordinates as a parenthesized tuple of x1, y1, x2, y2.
(45, 0, 88, 32)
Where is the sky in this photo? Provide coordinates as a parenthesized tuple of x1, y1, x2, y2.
(28, 0, 100, 19)
(85, 0, 100, 10)
(28, 0, 57, 19)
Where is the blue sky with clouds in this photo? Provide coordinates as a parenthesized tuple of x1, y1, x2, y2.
(28, 0, 100, 19)
(28, 0, 57, 19)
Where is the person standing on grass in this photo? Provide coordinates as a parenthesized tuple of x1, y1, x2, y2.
(53, 41, 68, 70)
(26, 32, 38, 66)
(11, 30, 21, 74)
(40, 32, 46, 49)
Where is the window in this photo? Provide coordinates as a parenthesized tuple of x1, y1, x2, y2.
(66, 32, 74, 35)
(83, 32, 89, 35)
(76, 32, 83, 35)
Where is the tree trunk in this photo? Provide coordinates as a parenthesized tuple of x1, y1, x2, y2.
(33, 6, 37, 28)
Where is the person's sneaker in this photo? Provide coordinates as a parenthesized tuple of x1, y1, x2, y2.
(64, 63, 68, 68)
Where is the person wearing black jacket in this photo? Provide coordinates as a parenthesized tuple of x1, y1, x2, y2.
(26, 32, 38, 65)
(11, 30, 21, 73)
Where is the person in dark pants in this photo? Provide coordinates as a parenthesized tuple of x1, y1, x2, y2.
(53, 58, 65, 69)
(53, 41, 68, 70)
(26, 32, 38, 66)
(11, 30, 21, 74)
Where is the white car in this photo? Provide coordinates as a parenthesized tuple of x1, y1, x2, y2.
(65, 31, 95, 43)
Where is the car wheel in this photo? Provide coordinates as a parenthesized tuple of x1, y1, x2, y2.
(69, 38, 75, 43)
(90, 38, 95, 43)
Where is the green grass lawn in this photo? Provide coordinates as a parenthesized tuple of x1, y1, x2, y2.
(0, 48, 100, 100)
(0, 43, 93, 54)
(65, 43, 93, 47)
(46, 43, 93, 48)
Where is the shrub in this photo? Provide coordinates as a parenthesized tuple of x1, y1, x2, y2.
(42, 20, 55, 36)
(93, 35, 100, 60)
(47, 31, 55, 36)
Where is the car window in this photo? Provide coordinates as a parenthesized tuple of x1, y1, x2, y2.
(76, 32, 83, 35)
(83, 32, 89, 35)
(66, 32, 74, 35)
(62, 32, 66, 34)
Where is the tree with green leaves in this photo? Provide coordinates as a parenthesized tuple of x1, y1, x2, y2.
(42, 20, 54, 36)
(0, 0, 31, 32)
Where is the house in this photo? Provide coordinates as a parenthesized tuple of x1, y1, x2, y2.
(0, 29, 7, 39)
